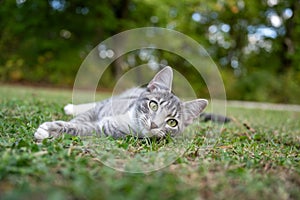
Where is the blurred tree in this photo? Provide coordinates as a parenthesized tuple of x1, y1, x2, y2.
(0, 0, 299, 103)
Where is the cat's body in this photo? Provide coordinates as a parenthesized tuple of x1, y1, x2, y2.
(34, 67, 208, 140)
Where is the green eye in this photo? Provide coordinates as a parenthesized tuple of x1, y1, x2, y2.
(149, 100, 158, 111)
(167, 119, 178, 127)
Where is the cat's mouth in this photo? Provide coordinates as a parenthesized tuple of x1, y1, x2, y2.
(139, 123, 165, 138)
(137, 117, 165, 137)
(142, 129, 165, 138)
(147, 126, 166, 138)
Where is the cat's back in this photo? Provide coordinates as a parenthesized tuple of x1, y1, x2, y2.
(117, 87, 146, 99)
(96, 87, 146, 117)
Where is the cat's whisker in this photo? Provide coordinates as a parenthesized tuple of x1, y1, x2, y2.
(158, 131, 166, 138)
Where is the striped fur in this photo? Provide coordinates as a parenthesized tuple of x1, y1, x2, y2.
(34, 67, 208, 140)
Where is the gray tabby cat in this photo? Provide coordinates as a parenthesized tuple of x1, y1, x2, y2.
(34, 67, 208, 140)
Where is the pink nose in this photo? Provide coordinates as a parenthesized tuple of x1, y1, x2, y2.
(150, 122, 158, 129)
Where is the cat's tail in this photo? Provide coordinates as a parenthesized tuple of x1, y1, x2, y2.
(200, 113, 231, 123)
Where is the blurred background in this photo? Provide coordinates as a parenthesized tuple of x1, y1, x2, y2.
(0, 0, 299, 103)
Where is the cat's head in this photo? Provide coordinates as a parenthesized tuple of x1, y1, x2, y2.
(136, 66, 208, 138)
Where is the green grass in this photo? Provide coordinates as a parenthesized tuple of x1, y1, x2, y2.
(0, 85, 299, 200)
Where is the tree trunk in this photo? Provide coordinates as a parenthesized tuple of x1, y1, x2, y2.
(110, 0, 130, 79)
(280, 1, 299, 73)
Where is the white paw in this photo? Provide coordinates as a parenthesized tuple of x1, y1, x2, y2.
(64, 104, 74, 115)
(34, 123, 50, 140)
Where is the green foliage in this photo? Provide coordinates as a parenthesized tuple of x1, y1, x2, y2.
(223, 70, 300, 104)
(0, 0, 300, 103)
(0, 86, 299, 199)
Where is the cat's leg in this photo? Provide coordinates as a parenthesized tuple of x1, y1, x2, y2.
(34, 117, 130, 140)
(34, 113, 136, 140)
(64, 102, 96, 115)
(96, 116, 132, 138)
(34, 121, 100, 140)
(35, 107, 100, 140)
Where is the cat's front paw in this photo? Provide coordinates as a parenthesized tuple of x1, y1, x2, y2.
(34, 123, 50, 140)
(64, 104, 74, 115)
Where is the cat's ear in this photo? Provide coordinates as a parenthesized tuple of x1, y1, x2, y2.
(183, 99, 208, 126)
(147, 66, 173, 92)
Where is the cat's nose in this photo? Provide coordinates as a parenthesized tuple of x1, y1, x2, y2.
(150, 122, 158, 129)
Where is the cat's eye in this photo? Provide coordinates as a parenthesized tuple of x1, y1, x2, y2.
(167, 119, 178, 127)
(149, 100, 158, 111)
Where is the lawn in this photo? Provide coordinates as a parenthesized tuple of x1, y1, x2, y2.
(0, 85, 299, 200)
